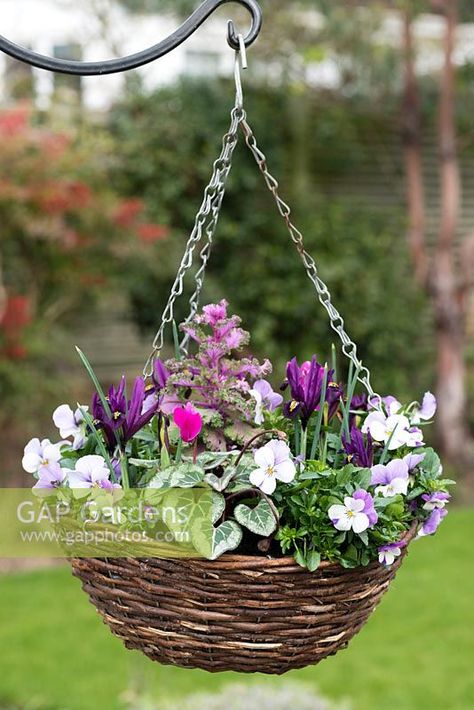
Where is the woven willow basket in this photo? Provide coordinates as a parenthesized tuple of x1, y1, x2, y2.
(71, 526, 415, 674)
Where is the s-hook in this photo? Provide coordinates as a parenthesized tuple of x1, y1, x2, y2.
(0, 0, 262, 76)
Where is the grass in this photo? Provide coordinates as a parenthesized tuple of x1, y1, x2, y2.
(0, 508, 473, 710)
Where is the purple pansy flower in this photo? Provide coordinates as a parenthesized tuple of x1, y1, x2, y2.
(33, 462, 68, 490)
(342, 426, 374, 467)
(422, 491, 450, 511)
(371, 459, 409, 497)
(378, 539, 407, 566)
(353, 489, 378, 526)
(418, 508, 448, 537)
(249, 380, 283, 424)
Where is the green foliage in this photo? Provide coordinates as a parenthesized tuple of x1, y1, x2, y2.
(109, 79, 433, 399)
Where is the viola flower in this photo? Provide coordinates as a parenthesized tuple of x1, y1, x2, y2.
(22, 438, 63, 476)
(362, 410, 413, 450)
(353, 489, 378, 526)
(92, 377, 158, 448)
(53, 404, 88, 450)
(284, 356, 331, 429)
(371, 459, 409, 497)
(328, 495, 371, 534)
(250, 440, 296, 495)
(33, 462, 68, 490)
(422, 491, 450, 511)
(378, 539, 407, 567)
(173, 403, 203, 443)
(68, 455, 120, 490)
(249, 380, 283, 425)
(342, 426, 374, 467)
(412, 392, 437, 423)
(403, 452, 426, 471)
(418, 508, 448, 537)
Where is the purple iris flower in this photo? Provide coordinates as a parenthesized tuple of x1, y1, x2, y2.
(342, 426, 374, 467)
(92, 376, 157, 449)
(353, 489, 378, 526)
(349, 393, 368, 427)
(418, 508, 448, 537)
(283, 356, 336, 429)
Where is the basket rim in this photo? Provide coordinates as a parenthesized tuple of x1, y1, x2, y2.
(216, 519, 418, 565)
(71, 521, 418, 571)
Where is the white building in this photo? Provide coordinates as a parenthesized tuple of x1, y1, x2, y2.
(0, 0, 236, 111)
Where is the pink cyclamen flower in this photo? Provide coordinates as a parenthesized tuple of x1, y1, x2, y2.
(173, 403, 203, 443)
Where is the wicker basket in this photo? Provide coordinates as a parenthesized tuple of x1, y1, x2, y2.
(71, 528, 415, 674)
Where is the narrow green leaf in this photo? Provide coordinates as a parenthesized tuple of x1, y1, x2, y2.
(77, 405, 116, 481)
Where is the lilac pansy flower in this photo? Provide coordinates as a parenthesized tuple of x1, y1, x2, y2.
(362, 410, 413, 450)
(422, 491, 450, 511)
(353, 489, 378, 526)
(412, 392, 437, 423)
(403, 452, 425, 471)
(53, 404, 88, 450)
(22, 438, 63, 476)
(33, 462, 68, 490)
(328, 495, 372, 534)
(68, 455, 121, 490)
(418, 508, 448, 537)
(249, 380, 283, 425)
(250, 440, 296, 495)
(371, 459, 410, 497)
(378, 539, 407, 567)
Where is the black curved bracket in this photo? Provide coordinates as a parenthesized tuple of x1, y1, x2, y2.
(0, 0, 262, 76)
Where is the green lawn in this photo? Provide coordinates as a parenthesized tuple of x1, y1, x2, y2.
(0, 508, 473, 710)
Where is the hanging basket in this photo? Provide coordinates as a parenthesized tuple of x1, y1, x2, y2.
(71, 522, 416, 674)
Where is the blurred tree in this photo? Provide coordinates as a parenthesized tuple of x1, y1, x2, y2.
(0, 104, 166, 432)
(109, 79, 431, 398)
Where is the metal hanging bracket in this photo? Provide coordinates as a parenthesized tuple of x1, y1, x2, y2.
(0, 0, 262, 76)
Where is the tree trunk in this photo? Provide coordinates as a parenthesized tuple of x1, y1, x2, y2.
(433, 0, 473, 477)
(401, 10, 428, 287)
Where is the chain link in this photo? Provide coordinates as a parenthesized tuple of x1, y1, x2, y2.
(240, 117, 382, 405)
(142, 103, 244, 377)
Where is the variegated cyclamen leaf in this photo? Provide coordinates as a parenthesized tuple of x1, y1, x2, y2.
(148, 464, 205, 490)
(204, 465, 237, 492)
(211, 491, 226, 524)
(234, 498, 278, 537)
(128, 458, 160, 469)
(191, 518, 242, 560)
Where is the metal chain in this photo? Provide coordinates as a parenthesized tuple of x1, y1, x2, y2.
(142, 102, 244, 378)
(179, 46, 248, 352)
(240, 117, 382, 406)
